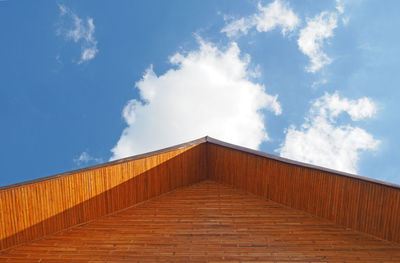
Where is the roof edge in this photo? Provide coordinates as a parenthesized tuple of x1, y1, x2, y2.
(0, 137, 208, 191)
(2, 135, 398, 191)
(206, 136, 400, 190)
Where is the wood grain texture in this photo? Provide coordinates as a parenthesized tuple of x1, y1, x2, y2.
(208, 142, 400, 243)
(1, 137, 399, 254)
(0, 143, 207, 250)
(1, 181, 399, 262)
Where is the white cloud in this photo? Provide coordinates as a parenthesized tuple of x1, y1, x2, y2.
(221, 0, 299, 37)
(336, 0, 345, 14)
(110, 40, 282, 160)
(312, 92, 377, 121)
(73, 152, 103, 166)
(277, 92, 380, 174)
(297, 0, 353, 72)
(311, 78, 328, 89)
(297, 11, 338, 73)
(57, 4, 98, 63)
(222, 17, 252, 38)
(342, 16, 350, 25)
(222, 0, 345, 73)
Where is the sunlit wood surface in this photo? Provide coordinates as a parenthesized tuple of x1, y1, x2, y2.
(1, 180, 398, 262)
(0, 143, 207, 250)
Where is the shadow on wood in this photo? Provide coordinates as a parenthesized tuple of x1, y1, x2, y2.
(0, 144, 207, 250)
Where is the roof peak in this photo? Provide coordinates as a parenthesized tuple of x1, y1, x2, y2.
(1, 136, 399, 190)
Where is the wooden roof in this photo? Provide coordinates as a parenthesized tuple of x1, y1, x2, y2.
(1, 180, 399, 262)
(1, 136, 399, 261)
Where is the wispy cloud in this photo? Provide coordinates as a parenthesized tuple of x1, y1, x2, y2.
(297, 0, 350, 73)
(110, 39, 282, 160)
(221, 0, 299, 38)
(57, 3, 98, 64)
(221, 0, 347, 73)
(277, 92, 380, 174)
(73, 151, 103, 166)
(335, 0, 345, 14)
(311, 78, 328, 89)
(297, 11, 338, 73)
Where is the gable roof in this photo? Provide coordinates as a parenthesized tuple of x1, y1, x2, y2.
(1, 136, 399, 253)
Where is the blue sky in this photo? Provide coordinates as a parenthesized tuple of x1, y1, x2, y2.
(1, 0, 399, 186)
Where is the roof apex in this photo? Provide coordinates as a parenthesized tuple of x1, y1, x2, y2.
(1, 136, 399, 190)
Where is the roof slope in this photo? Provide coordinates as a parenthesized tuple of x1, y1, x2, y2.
(1, 180, 399, 262)
(1, 136, 399, 254)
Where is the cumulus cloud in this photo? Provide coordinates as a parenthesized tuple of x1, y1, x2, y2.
(73, 152, 103, 166)
(57, 4, 98, 63)
(277, 92, 380, 174)
(221, 0, 299, 37)
(110, 40, 282, 160)
(297, 11, 338, 73)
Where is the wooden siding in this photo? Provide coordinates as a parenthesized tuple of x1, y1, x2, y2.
(1, 180, 399, 262)
(208, 142, 400, 243)
(0, 143, 207, 250)
(1, 136, 399, 253)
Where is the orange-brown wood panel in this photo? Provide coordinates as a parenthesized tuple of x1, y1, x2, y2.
(1, 138, 398, 252)
(1, 181, 399, 262)
(0, 143, 207, 250)
(207, 142, 400, 243)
